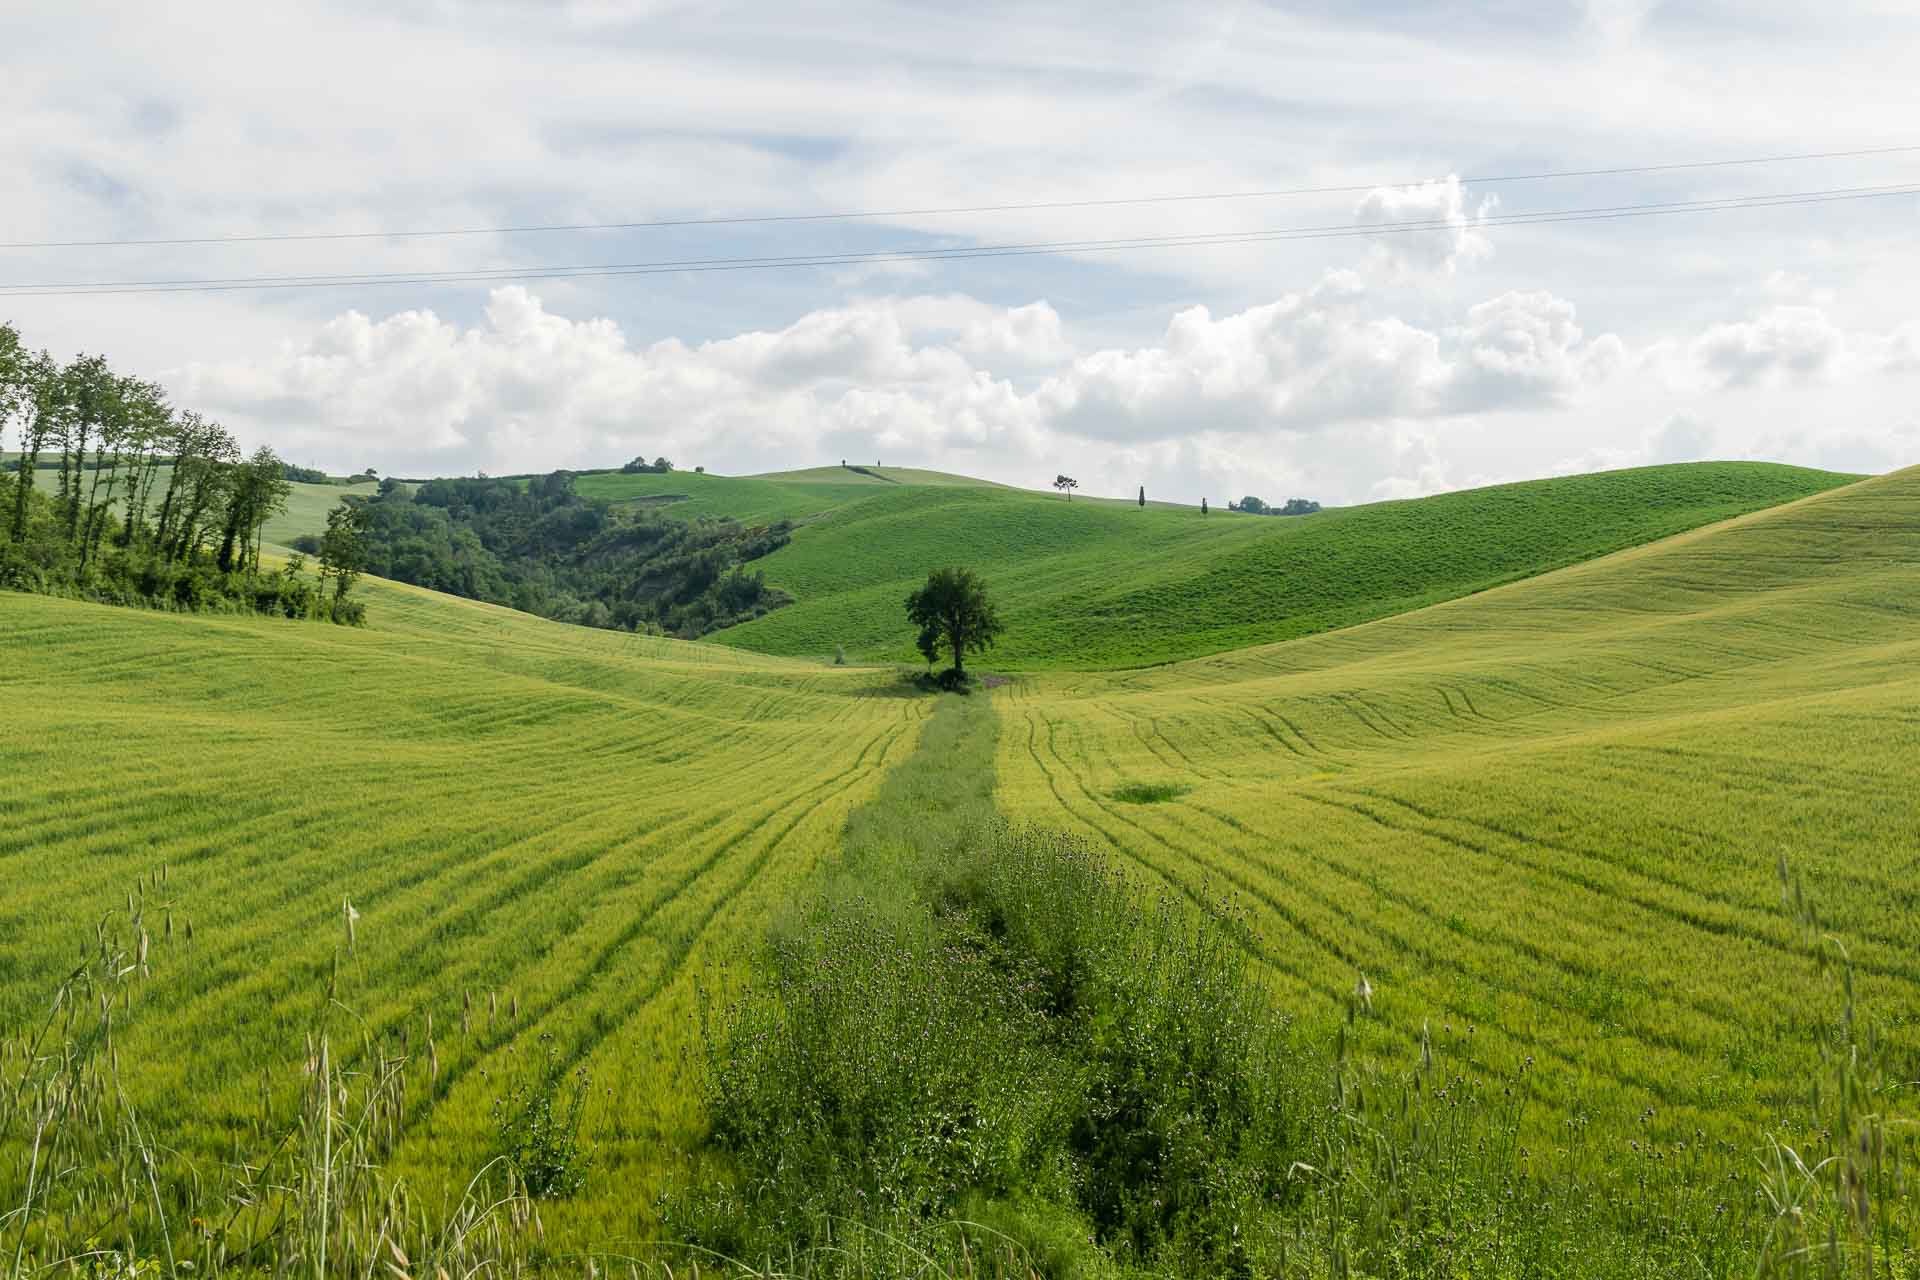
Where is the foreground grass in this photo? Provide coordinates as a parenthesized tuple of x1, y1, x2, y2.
(0, 576, 931, 1245)
(711, 462, 1857, 668)
(678, 696, 1916, 1278)
(997, 467, 1920, 1165)
(5, 464, 1916, 1274)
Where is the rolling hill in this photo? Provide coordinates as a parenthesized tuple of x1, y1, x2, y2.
(5, 460, 1915, 1265)
(568, 463, 996, 523)
(706, 461, 1860, 667)
(997, 465, 1920, 1145)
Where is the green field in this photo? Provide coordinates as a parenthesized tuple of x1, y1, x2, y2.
(4, 462, 1916, 1271)
(570, 464, 995, 524)
(710, 461, 1859, 668)
(997, 466, 1920, 1143)
(0, 575, 929, 1244)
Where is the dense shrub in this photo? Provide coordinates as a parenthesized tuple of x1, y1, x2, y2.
(688, 818, 1308, 1276)
(356, 470, 792, 638)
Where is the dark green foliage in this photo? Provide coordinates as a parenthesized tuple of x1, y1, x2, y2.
(0, 321, 356, 625)
(280, 462, 331, 484)
(904, 566, 1003, 677)
(491, 1038, 595, 1200)
(353, 471, 792, 637)
(1276, 497, 1320, 515)
(685, 699, 1308, 1277)
(621, 455, 673, 474)
(1107, 781, 1188, 804)
(1235, 495, 1266, 514)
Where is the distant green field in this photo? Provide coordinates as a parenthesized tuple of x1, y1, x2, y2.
(710, 462, 1860, 668)
(8, 461, 372, 547)
(571, 464, 994, 523)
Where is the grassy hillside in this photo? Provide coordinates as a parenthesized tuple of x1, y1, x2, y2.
(571, 464, 994, 523)
(5, 466, 1918, 1267)
(997, 466, 1920, 1148)
(712, 461, 1859, 668)
(0, 576, 929, 1244)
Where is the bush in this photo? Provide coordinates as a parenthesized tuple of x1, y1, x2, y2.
(686, 821, 1307, 1275)
(490, 1039, 594, 1199)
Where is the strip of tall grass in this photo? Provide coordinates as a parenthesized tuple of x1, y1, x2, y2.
(673, 698, 1917, 1278)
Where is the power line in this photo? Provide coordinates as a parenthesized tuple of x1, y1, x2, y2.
(3, 183, 1914, 300)
(3, 143, 1917, 251)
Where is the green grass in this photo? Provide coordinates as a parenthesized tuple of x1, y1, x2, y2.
(996, 466, 1920, 1158)
(1107, 781, 1189, 804)
(0, 573, 931, 1246)
(571, 465, 995, 524)
(5, 460, 1917, 1273)
(710, 462, 1858, 668)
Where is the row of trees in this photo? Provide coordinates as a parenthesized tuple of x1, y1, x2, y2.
(0, 321, 367, 622)
(1050, 476, 1320, 517)
(1231, 496, 1321, 516)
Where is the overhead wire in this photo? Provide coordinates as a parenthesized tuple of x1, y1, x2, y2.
(2, 143, 1917, 250)
(4, 182, 1916, 298)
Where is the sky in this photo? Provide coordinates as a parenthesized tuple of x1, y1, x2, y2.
(3, 0, 1917, 505)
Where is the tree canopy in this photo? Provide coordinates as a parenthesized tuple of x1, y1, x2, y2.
(904, 567, 1003, 681)
(0, 319, 360, 623)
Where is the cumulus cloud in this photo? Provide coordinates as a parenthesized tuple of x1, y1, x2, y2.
(1446, 290, 1626, 410)
(1353, 176, 1495, 277)
(171, 276, 1638, 498)
(1037, 276, 1619, 443)
(1692, 306, 1849, 388)
(171, 289, 1048, 476)
(1689, 305, 1920, 389)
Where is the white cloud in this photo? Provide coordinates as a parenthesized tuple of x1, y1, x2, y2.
(1689, 305, 1920, 389)
(1353, 176, 1495, 277)
(167, 277, 1643, 504)
(1692, 306, 1848, 387)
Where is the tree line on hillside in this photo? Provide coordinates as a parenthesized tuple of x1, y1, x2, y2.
(1231, 495, 1321, 515)
(0, 321, 369, 623)
(308, 471, 791, 637)
(1049, 474, 1320, 515)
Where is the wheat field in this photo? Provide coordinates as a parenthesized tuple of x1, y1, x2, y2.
(996, 466, 1920, 1149)
(0, 574, 930, 1242)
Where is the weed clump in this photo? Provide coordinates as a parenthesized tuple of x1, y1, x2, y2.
(491, 1037, 595, 1199)
(1107, 781, 1189, 805)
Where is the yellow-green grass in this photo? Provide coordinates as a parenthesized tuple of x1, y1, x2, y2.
(995, 465, 1920, 1150)
(714, 461, 1859, 668)
(0, 573, 930, 1241)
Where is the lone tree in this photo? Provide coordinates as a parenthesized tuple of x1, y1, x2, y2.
(1137, 485, 1146, 508)
(905, 567, 1003, 683)
(1053, 474, 1078, 501)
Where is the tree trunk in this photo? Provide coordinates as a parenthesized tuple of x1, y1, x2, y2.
(10, 418, 41, 539)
